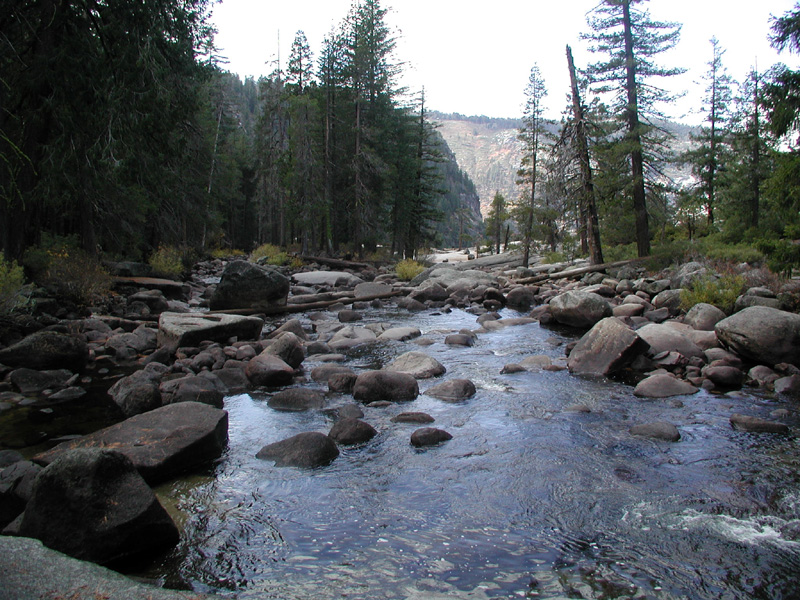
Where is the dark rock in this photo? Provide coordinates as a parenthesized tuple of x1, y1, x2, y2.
(127, 289, 169, 315)
(353, 371, 419, 403)
(748, 365, 780, 387)
(385, 351, 446, 379)
(568, 317, 649, 377)
(716, 306, 800, 367)
(630, 422, 681, 442)
(333, 403, 365, 420)
(0, 460, 42, 528)
(775, 374, 800, 395)
(377, 326, 422, 341)
(644, 307, 670, 323)
(108, 365, 164, 417)
(47, 386, 87, 403)
(500, 363, 526, 374)
(703, 365, 744, 389)
(338, 309, 363, 323)
(444, 333, 474, 347)
(157, 312, 264, 351)
(0, 450, 24, 469)
(506, 286, 536, 310)
(652, 289, 684, 316)
(256, 432, 339, 468)
(245, 354, 294, 387)
(9, 368, 73, 395)
(159, 374, 225, 408)
(268, 388, 325, 411)
(633, 374, 699, 398)
(730, 413, 789, 434)
(0, 331, 88, 371)
(209, 260, 290, 310)
(329, 418, 378, 445)
(410, 427, 452, 447)
(684, 302, 727, 331)
(328, 372, 358, 393)
(391, 412, 435, 424)
(263, 332, 305, 369)
(33, 402, 228, 485)
(19, 448, 178, 565)
(549, 291, 612, 329)
(311, 364, 356, 384)
(213, 367, 251, 393)
(425, 378, 476, 401)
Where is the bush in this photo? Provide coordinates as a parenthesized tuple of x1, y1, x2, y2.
(250, 243, 282, 263)
(44, 249, 111, 306)
(756, 239, 800, 277)
(148, 245, 184, 279)
(542, 251, 566, 265)
(680, 274, 746, 315)
(0, 257, 28, 314)
(395, 259, 425, 281)
(210, 248, 245, 259)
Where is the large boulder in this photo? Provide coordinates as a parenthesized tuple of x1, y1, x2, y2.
(567, 317, 649, 376)
(158, 374, 225, 408)
(633, 374, 699, 398)
(267, 388, 325, 412)
(256, 432, 339, 468)
(157, 312, 264, 350)
(636, 323, 704, 359)
(684, 302, 727, 331)
(0, 331, 88, 371)
(549, 291, 612, 329)
(245, 354, 295, 387)
(19, 449, 178, 565)
(209, 260, 290, 311)
(424, 379, 477, 401)
(33, 402, 228, 485)
(715, 306, 800, 367)
(328, 418, 378, 445)
(353, 370, 419, 403)
(385, 351, 446, 379)
(262, 332, 305, 369)
(108, 365, 164, 417)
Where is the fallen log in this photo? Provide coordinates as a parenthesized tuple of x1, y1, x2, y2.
(297, 255, 370, 270)
(207, 290, 405, 316)
(515, 258, 645, 285)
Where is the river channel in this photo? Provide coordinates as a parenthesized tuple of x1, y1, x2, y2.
(136, 306, 800, 599)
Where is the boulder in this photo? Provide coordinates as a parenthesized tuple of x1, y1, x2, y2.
(158, 312, 263, 351)
(310, 364, 356, 384)
(734, 294, 781, 312)
(444, 333, 475, 347)
(292, 271, 364, 287)
(424, 378, 477, 401)
(158, 374, 225, 408)
(386, 351, 446, 379)
(684, 303, 727, 331)
(702, 365, 744, 389)
(33, 402, 228, 485)
(748, 365, 780, 387)
(0, 331, 88, 371)
(630, 422, 681, 442)
(633, 374, 699, 398)
(775, 374, 800, 395)
(636, 323, 704, 359)
(549, 291, 612, 329)
(354, 282, 391, 297)
(353, 371, 419, 402)
(328, 418, 378, 445)
(256, 432, 339, 468)
(245, 354, 294, 387)
(519, 355, 553, 372)
(19, 449, 178, 565)
(652, 289, 684, 316)
(505, 286, 537, 311)
(267, 319, 308, 341)
(9, 368, 73, 395)
(328, 372, 358, 393)
(0, 460, 41, 528)
(337, 309, 363, 323)
(672, 262, 710, 288)
(262, 332, 305, 369)
(391, 412, 435, 424)
(268, 388, 325, 412)
(567, 317, 649, 377)
(377, 327, 422, 341)
(410, 427, 452, 447)
(209, 260, 290, 310)
(715, 306, 800, 367)
(108, 365, 164, 417)
(730, 413, 789, 434)
(328, 326, 377, 350)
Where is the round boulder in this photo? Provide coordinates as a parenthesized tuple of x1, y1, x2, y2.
(633, 374, 699, 398)
(256, 432, 339, 468)
(267, 388, 325, 412)
(209, 260, 290, 311)
(410, 427, 452, 447)
(684, 302, 727, 331)
(328, 418, 378, 445)
(385, 351, 446, 379)
(715, 306, 800, 367)
(353, 371, 419, 403)
(245, 354, 294, 387)
(425, 378, 477, 402)
(549, 291, 612, 329)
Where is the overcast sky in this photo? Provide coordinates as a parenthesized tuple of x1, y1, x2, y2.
(210, 0, 798, 124)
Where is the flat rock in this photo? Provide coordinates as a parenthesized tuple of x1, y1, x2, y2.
(268, 388, 325, 411)
(256, 432, 339, 468)
(9, 368, 73, 395)
(158, 312, 263, 350)
(568, 317, 649, 377)
(354, 282, 391, 297)
(385, 351, 446, 379)
(636, 323, 704, 359)
(33, 402, 228, 485)
(328, 326, 377, 350)
(633, 374, 699, 398)
(391, 412, 435, 424)
(630, 422, 681, 442)
(730, 413, 789, 434)
(293, 271, 364, 287)
(425, 378, 476, 401)
(378, 326, 422, 341)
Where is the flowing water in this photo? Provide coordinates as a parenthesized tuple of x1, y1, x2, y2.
(139, 308, 798, 598)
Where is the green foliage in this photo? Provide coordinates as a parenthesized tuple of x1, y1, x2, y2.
(210, 248, 246, 259)
(0, 257, 27, 315)
(680, 274, 746, 315)
(149, 246, 185, 279)
(542, 252, 566, 265)
(395, 259, 425, 281)
(756, 238, 800, 276)
(251, 244, 283, 263)
(42, 249, 111, 306)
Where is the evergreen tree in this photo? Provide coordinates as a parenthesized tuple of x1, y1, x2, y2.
(485, 192, 509, 254)
(287, 31, 314, 94)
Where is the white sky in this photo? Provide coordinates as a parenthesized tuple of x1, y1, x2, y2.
(210, 0, 798, 125)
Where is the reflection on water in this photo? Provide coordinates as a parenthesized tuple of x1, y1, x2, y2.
(147, 308, 800, 599)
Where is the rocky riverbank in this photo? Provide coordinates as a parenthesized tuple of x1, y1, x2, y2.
(1, 251, 799, 596)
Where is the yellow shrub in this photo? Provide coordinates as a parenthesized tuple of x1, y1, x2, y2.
(0, 257, 27, 314)
(148, 245, 184, 279)
(395, 259, 425, 281)
(44, 250, 111, 306)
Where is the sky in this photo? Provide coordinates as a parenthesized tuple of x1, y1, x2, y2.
(209, 0, 799, 125)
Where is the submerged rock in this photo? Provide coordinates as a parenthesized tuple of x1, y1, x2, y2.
(425, 378, 476, 401)
(256, 432, 339, 468)
(630, 422, 681, 442)
(353, 370, 419, 402)
(410, 427, 452, 447)
(730, 413, 789, 434)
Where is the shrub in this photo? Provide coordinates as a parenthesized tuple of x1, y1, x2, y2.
(756, 238, 800, 277)
(250, 243, 282, 263)
(542, 251, 566, 265)
(267, 251, 290, 266)
(210, 248, 245, 259)
(44, 249, 111, 306)
(680, 274, 746, 315)
(148, 245, 184, 279)
(395, 259, 425, 281)
(0, 257, 28, 314)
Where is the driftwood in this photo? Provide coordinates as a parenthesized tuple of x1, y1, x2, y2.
(297, 255, 370, 270)
(516, 258, 645, 285)
(207, 290, 405, 316)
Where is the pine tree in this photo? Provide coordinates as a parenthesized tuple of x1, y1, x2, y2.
(287, 31, 314, 94)
(485, 192, 508, 255)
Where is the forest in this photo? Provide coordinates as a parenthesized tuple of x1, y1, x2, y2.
(2, 0, 800, 285)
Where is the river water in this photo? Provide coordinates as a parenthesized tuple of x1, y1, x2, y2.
(141, 306, 800, 599)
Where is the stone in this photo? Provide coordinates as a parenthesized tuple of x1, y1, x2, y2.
(354, 282, 391, 297)
(245, 354, 294, 387)
(311, 364, 356, 384)
(9, 368, 73, 395)
(715, 306, 800, 367)
(268, 388, 325, 411)
(108, 365, 164, 417)
(567, 317, 649, 377)
(33, 402, 228, 485)
(703, 365, 744, 389)
(377, 326, 422, 341)
(684, 302, 727, 331)
(519, 355, 553, 372)
(672, 262, 710, 288)
(157, 312, 263, 351)
(267, 319, 308, 341)
(425, 378, 477, 401)
(444, 333, 475, 347)
(0, 331, 88, 371)
(0, 460, 41, 528)
(506, 286, 537, 310)
(293, 271, 364, 287)
(613, 303, 644, 318)
(748, 365, 780, 387)
(328, 372, 357, 393)
(410, 427, 452, 447)
(256, 432, 339, 468)
(775, 374, 800, 395)
(328, 418, 378, 445)
(209, 260, 290, 310)
(338, 309, 363, 323)
(386, 351, 446, 379)
(549, 291, 612, 329)
(636, 323, 704, 359)
(263, 332, 305, 369)
(159, 374, 225, 408)
(730, 413, 789, 434)
(391, 412, 435, 424)
(213, 367, 251, 393)
(652, 289, 684, 315)
(734, 295, 781, 312)
(328, 326, 377, 350)
(353, 370, 419, 402)
(19, 449, 178, 565)
(630, 422, 681, 442)
(127, 289, 170, 315)
(633, 374, 699, 398)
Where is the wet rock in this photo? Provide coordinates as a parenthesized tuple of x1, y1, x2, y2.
(328, 372, 357, 393)
(353, 371, 419, 403)
(702, 365, 744, 389)
(636, 323, 704, 359)
(256, 432, 339, 468)
(633, 374, 699, 398)
(293, 271, 364, 287)
(0, 331, 88, 371)
(157, 312, 264, 351)
(338, 309, 363, 323)
(268, 388, 325, 412)
(684, 302, 727, 331)
(564, 404, 592, 413)
(209, 260, 290, 310)
(377, 326, 422, 341)
(549, 291, 612, 329)
(519, 355, 553, 372)
(444, 333, 475, 347)
(386, 351, 446, 379)
(267, 318, 308, 341)
(311, 364, 356, 384)
(328, 418, 377, 445)
(396, 297, 427, 311)
(263, 332, 305, 369)
(333, 403, 365, 420)
(775, 374, 800, 396)
(328, 326, 377, 350)
(245, 354, 294, 387)
(9, 368, 74, 395)
(716, 306, 800, 367)
(506, 286, 537, 310)
(501, 363, 526, 374)
(630, 422, 681, 442)
(748, 365, 780, 387)
(108, 365, 164, 417)
(159, 374, 225, 408)
(34, 402, 228, 485)
(410, 427, 452, 447)
(354, 282, 392, 297)
(730, 413, 789, 434)
(425, 378, 476, 401)
(391, 412, 435, 424)
(48, 386, 87, 403)
(567, 317, 649, 377)
(19, 448, 179, 565)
